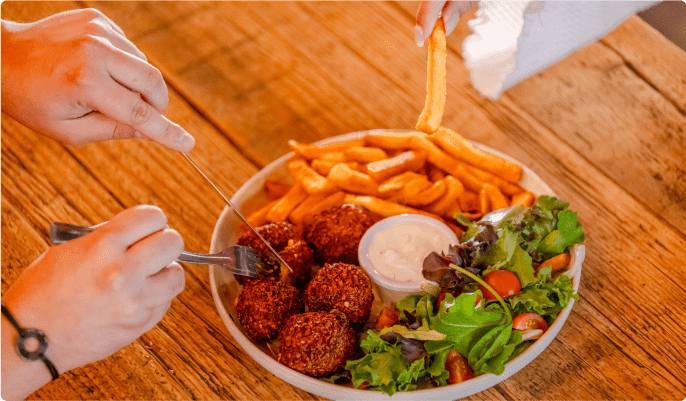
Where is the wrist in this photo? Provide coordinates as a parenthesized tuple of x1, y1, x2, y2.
(1, 311, 53, 401)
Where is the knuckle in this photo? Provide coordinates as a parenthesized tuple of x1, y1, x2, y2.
(78, 8, 103, 21)
(129, 99, 154, 126)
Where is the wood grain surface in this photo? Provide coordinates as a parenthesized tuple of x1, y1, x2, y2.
(2, 2, 685, 400)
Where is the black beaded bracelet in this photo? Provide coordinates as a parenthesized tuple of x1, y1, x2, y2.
(1, 302, 59, 381)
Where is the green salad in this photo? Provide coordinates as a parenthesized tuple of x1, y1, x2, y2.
(334, 196, 584, 395)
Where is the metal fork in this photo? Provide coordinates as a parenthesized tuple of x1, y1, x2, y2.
(49, 222, 264, 278)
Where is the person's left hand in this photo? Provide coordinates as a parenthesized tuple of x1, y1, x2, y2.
(0, 8, 194, 151)
(415, 1, 479, 47)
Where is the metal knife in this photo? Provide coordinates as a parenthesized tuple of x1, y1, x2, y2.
(181, 152, 293, 273)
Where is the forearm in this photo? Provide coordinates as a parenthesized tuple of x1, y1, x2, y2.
(1, 315, 52, 401)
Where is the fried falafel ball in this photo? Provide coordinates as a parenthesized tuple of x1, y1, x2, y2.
(237, 222, 313, 286)
(236, 279, 304, 341)
(304, 262, 374, 327)
(305, 204, 376, 264)
(278, 239, 314, 287)
(278, 311, 357, 377)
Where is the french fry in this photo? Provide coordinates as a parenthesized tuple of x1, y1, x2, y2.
(344, 147, 388, 163)
(344, 194, 443, 221)
(425, 175, 464, 216)
(320, 152, 348, 163)
(288, 138, 365, 160)
(427, 163, 446, 182)
(410, 136, 458, 174)
(288, 159, 337, 195)
(364, 132, 427, 149)
(247, 199, 279, 227)
(366, 150, 427, 183)
(430, 127, 523, 183)
(263, 180, 292, 201)
(327, 163, 379, 195)
(288, 192, 330, 226)
(458, 190, 480, 214)
(377, 171, 425, 195)
(452, 164, 486, 193)
(400, 175, 433, 199)
(405, 179, 447, 206)
(511, 190, 536, 207)
(266, 184, 308, 223)
(416, 17, 446, 134)
(465, 164, 522, 196)
(479, 187, 491, 216)
(307, 191, 346, 221)
(443, 202, 463, 220)
(483, 183, 509, 211)
(311, 160, 363, 176)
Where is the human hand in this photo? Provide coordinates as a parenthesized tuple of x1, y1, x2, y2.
(415, 1, 480, 47)
(2, 205, 185, 374)
(0, 9, 194, 151)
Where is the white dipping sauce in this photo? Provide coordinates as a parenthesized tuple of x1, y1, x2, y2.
(367, 221, 454, 282)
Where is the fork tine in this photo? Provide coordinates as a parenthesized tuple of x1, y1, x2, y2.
(232, 246, 262, 278)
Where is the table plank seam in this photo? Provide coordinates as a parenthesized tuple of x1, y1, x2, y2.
(598, 39, 686, 117)
(574, 294, 686, 392)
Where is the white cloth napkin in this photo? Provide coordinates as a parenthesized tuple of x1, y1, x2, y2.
(461, 1, 657, 99)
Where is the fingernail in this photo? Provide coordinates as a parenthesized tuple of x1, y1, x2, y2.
(415, 25, 424, 47)
(177, 132, 195, 151)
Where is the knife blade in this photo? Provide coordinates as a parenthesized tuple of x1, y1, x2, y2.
(181, 152, 293, 273)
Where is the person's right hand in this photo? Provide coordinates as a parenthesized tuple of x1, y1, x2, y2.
(415, 1, 480, 47)
(1, 205, 186, 374)
(1, 8, 195, 151)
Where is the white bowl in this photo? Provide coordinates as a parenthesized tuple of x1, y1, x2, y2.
(209, 129, 584, 400)
(358, 214, 459, 305)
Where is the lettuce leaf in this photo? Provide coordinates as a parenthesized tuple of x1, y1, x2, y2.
(537, 209, 585, 260)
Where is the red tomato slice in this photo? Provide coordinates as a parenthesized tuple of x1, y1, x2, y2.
(445, 350, 473, 384)
(512, 313, 548, 332)
(480, 270, 521, 301)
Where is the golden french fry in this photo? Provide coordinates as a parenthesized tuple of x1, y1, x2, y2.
(430, 128, 523, 183)
(311, 160, 363, 176)
(344, 147, 389, 163)
(364, 132, 427, 149)
(400, 176, 433, 199)
(416, 17, 446, 134)
(266, 184, 308, 223)
(377, 171, 425, 195)
(511, 190, 536, 207)
(288, 138, 365, 160)
(288, 192, 330, 226)
(465, 164, 522, 196)
(405, 179, 447, 207)
(292, 191, 347, 226)
(443, 202, 463, 220)
(247, 199, 279, 227)
(366, 150, 427, 183)
(344, 194, 443, 221)
(320, 152, 348, 163)
(263, 180, 292, 201)
(458, 190, 480, 214)
(410, 136, 458, 174)
(288, 159, 337, 195)
(452, 164, 485, 193)
(327, 163, 379, 195)
(427, 163, 446, 182)
(426, 175, 464, 216)
(483, 183, 509, 211)
(479, 186, 491, 217)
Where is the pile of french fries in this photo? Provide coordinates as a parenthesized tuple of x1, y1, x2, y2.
(246, 128, 535, 236)
(245, 17, 535, 236)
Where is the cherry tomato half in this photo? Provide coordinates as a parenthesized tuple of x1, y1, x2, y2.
(445, 350, 473, 384)
(480, 270, 521, 301)
(512, 313, 548, 332)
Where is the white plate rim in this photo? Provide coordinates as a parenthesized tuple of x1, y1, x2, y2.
(208, 129, 583, 400)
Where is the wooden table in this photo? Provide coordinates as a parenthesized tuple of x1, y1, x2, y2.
(3, 2, 686, 400)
